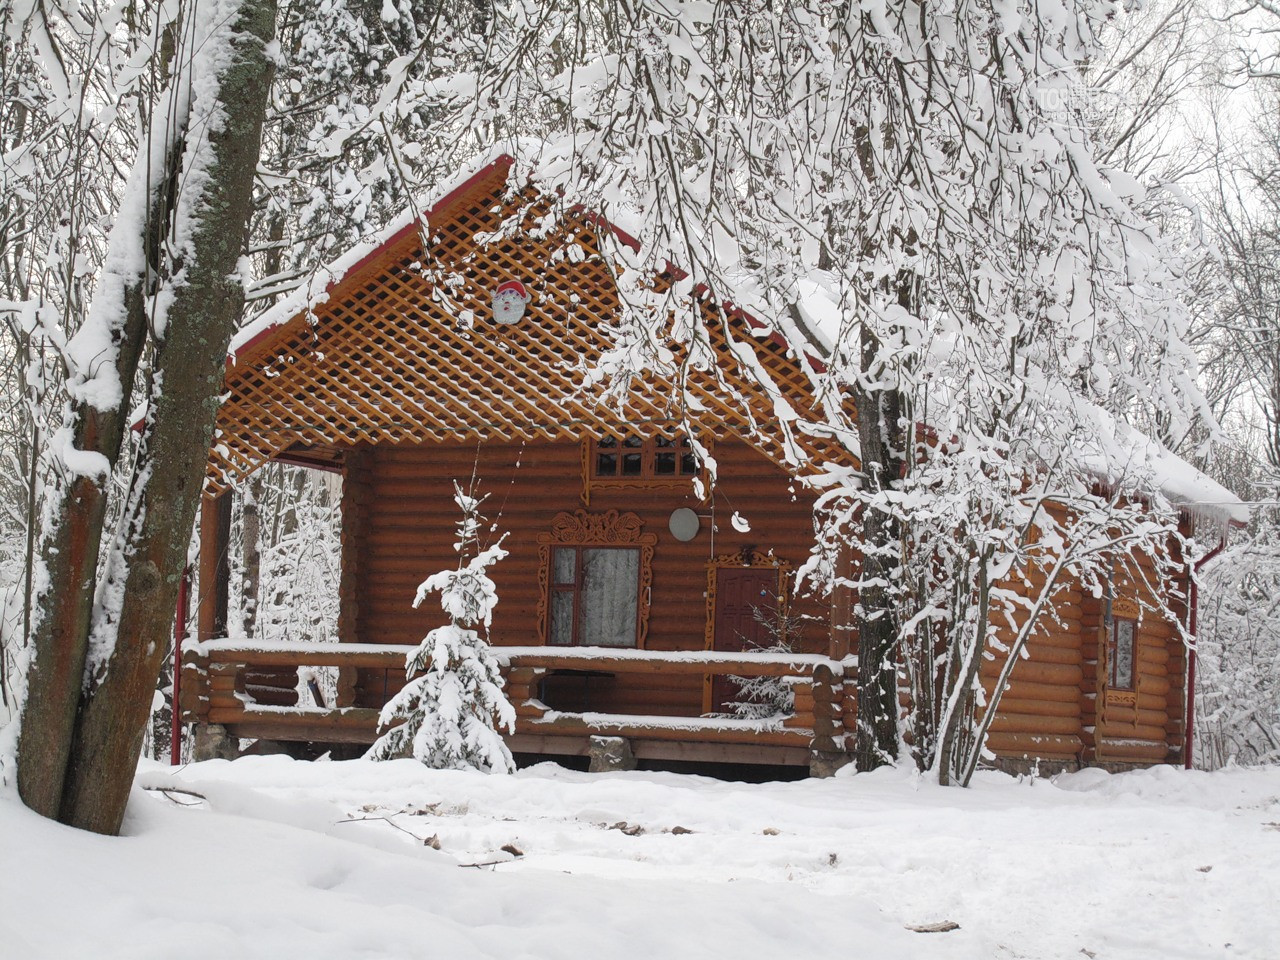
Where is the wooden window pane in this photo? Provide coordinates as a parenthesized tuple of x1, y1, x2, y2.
(1111, 618, 1136, 690)
(549, 591, 574, 645)
(579, 548, 640, 647)
(552, 547, 576, 585)
(679, 438, 697, 475)
(595, 436, 618, 476)
(621, 436, 643, 476)
(654, 451, 676, 475)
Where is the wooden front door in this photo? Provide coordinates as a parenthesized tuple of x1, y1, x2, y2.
(709, 566, 780, 713)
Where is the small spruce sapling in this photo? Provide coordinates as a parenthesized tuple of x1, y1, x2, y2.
(724, 605, 811, 721)
(368, 483, 515, 772)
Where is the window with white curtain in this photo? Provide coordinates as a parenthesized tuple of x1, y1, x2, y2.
(548, 546, 641, 647)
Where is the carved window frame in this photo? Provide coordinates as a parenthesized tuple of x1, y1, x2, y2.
(579, 435, 709, 505)
(1104, 596, 1141, 706)
(536, 510, 657, 647)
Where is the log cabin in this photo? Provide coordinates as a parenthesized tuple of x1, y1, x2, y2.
(179, 150, 1247, 776)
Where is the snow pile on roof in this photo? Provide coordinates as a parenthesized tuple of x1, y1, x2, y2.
(1075, 405, 1248, 527)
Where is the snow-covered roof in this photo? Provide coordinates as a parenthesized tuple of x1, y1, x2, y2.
(209, 146, 844, 491)
(221, 143, 1247, 531)
(1075, 406, 1248, 528)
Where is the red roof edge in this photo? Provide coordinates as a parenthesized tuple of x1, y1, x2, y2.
(229, 154, 517, 365)
(135, 156, 520, 435)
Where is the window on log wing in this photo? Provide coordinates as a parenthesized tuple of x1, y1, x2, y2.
(536, 510, 656, 648)
(1109, 617, 1137, 691)
(549, 546, 641, 647)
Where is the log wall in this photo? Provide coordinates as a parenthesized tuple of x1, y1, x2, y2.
(1091, 535, 1189, 765)
(978, 527, 1190, 767)
(345, 436, 827, 716)
(325, 440, 1194, 766)
(979, 577, 1089, 763)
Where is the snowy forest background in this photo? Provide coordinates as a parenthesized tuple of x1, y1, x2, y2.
(2, 0, 1280, 785)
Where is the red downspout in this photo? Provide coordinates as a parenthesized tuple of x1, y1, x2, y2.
(170, 567, 191, 766)
(1185, 540, 1227, 771)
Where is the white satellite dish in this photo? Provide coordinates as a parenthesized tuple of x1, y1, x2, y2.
(668, 507, 700, 542)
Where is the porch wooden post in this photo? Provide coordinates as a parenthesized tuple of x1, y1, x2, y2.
(809, 662, 850, 777)
(337, 445, 373, 708)
(197, 491, 232, 641)
(828, 541, 857, 660)
(338, 444, 373, 645)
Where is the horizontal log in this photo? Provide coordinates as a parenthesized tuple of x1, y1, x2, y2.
(1134, 690, 1169, 711)
(1014, 642, 1082, 664)
(502, 651, 835, 677)
(981, 660, 1083, 687)
(1137, 645, 1171, 667)
(984, 732, 1082, 759)
(522, 713, 811, 747)
(198, 643, 837, 683)
(989, 679, 1081, 704)
(505, 732, 812, 767)
(995, 697, 1080, 719)
(1095, 721, 1168, 741)
(210, 705, 380, 729)
(1095, 737, 1168, 762)
(206, 648, 414, 669)
(505, 667, 546, 684)
(1136, 675, 1172, 697)
(987, 713, 1082, 737)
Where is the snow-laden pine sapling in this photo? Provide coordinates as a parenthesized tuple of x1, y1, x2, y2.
(722, 604, 811, 721)
(368, 482, 515, 772)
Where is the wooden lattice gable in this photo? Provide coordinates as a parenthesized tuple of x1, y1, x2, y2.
(208, 155, 852, 492)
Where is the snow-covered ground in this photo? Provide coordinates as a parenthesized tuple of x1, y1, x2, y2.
(3, 758, 1278, 959)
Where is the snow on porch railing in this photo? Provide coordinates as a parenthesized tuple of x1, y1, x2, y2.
(180, 640, 850, 757)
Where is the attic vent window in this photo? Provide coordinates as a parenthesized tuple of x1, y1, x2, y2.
(579, 435, 706, 505)
(593, 435, 698, 480)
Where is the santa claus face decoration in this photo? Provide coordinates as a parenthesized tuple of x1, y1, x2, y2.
(491, 280, 531, 324)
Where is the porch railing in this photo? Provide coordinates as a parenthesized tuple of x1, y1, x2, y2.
(180, 640, 851, 768)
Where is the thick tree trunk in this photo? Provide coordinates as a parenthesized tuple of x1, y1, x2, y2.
(852, 324, 904, 772)
(16, 0, 278, 835)
(58, 0, 277, 834)
(16, 184, 178, 819)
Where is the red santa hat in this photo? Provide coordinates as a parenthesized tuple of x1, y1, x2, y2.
(494, 280, 531, 301)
